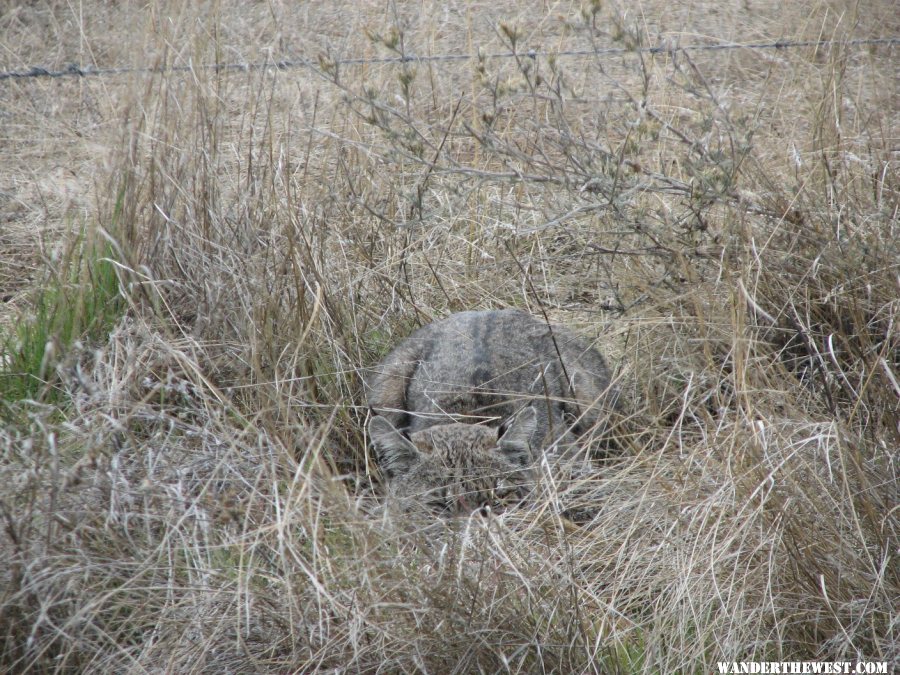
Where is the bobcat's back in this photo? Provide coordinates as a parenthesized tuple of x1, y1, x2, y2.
(367, 309, 618, 450)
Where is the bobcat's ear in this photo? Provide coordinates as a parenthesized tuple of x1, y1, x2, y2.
(567, 369, 621, 435)
(498, 406, 537, 467)
(368, 415, 422, 478)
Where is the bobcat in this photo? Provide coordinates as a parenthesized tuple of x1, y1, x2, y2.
(367, 407, 537, 515)
(366, 309, 619, 515)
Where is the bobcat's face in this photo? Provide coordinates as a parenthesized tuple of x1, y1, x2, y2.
(368, 409, 536, 516)
(392, 426, 527, 515)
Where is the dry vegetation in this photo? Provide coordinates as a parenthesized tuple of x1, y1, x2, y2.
(1, 0, 898, 672)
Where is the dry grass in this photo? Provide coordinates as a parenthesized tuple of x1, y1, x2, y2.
(1, 0, 898, 672)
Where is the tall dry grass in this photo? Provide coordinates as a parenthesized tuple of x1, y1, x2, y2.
(1, 0, 897, 672)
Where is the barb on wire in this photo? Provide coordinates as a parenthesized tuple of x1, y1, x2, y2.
(1, 36, 896, 82)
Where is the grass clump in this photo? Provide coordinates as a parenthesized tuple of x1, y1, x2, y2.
(0, 228, 125, 411)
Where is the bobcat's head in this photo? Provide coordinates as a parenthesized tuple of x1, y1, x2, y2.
(368, 407, 537, 516)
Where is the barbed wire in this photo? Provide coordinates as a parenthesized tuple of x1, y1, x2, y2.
(1, 36, 896, 82)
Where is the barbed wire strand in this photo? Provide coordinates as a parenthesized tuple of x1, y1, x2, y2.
(1, 36, 896, 82)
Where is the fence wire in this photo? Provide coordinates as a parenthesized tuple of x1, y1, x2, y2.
(2, 36, 897, 82)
